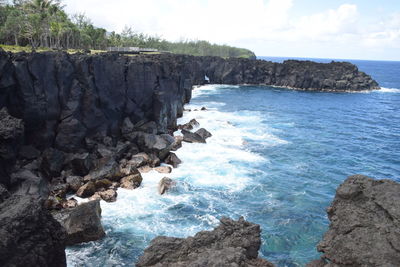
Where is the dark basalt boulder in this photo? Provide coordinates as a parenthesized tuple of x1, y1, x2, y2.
(181, 129, 206, 143)
(0, 195, 66, 267)
(83, 157, 125, 182)
(132, 132, 175, 160)
(311, 175, 400, 266)
(164, 152, 182, 168)
(0, 108, 24, 162)
(52, 199, 105, 245)
(195, 128, 212, 140)
(177, 118, 200, 131)
(136, 217, 275, 267)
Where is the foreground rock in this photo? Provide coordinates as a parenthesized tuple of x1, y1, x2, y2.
(311, 175, 400, 266)
(52, 200, 105, 246)
(0, 195, 66, 267)
(137, 217, 274, 267)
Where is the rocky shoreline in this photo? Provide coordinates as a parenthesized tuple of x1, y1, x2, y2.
(0, 51, 389, 266)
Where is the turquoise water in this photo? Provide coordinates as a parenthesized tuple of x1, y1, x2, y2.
(67, 59, 400, 266)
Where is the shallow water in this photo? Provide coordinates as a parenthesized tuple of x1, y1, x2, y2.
(67, 60, 400, 267)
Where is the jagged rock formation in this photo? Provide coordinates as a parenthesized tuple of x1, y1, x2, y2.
(136, 217, 275, 267)
(52, 200, 105, 246)
(0, 195, 66, 267)
(0, 52, 379, 163)
(310, 175, 400, 266)
(0, 51, 381, 267)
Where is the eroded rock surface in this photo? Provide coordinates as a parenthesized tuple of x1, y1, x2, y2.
(0, 195, 66, 267)
(314, 175, 400, 266)
(136, 217, 275, 267)
(52, 200, 105, 246)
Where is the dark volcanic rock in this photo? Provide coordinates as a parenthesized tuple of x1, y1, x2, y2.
(84, 157, 124, 182)
(0, 195, 66, 267)
(0, 108, 24, 161)
(164, 152, 182, 168)
(314, 175, 400, 266)
(136, 217, 274, 267)
(52, 200, 105, 245)
(181, 129, 206, 143)
(195, 128, 212, 140)
(0, 51, 379, 158)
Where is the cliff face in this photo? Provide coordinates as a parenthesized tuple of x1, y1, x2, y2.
(0, 51, 379, 153)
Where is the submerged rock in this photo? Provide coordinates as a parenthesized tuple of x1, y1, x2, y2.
(158, 177, 175, 195)
(0, 195, 66, 267)
(136, 217, 274, 267)
(313, 175, 400, 266)
(52, 200, 105, 245)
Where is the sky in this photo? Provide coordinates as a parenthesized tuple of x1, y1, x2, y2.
(63, 0, 400, 61)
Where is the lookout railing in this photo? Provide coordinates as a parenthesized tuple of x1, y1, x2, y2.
(107, 47, 158, 54)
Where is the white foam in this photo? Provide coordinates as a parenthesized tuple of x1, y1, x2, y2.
(378, 87, 400, 93)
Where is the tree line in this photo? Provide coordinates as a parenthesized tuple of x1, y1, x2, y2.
(0, 0, 255, 58)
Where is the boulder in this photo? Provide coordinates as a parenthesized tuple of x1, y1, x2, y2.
(181, 129, 206, 143)
(177, 119, 200, 131)
(164, 152, 182, 168)
(132, 132, 175, 160)
(195, 128, 212, 140)
(90, 189, 118, 202)
(94, 179, 113, 191)
(76, 181, 96, 198)
(154, 166, 172, 174)
(136, 217, 274, 267)
(127, 152, 150, 168)
(120, 172, 143, 190)
(158, 177, 175, 195)
(314, 175, 400, 266)
(84, 157, 125, 182)
(0, 195, 66, 267)
(171, 135, 183, 151)
(138, 165, 152, 173)
(52, 200, 105, 245)
(62, 198, 78, 209)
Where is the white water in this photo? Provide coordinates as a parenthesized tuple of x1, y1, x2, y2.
(66, 84, 287, 266)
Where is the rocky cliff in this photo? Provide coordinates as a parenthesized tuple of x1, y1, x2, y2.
(0, 51, 379, 179)
(136, 217, 275, 267)
(308, 175, 400, 266)
(0, 51, 381, 266)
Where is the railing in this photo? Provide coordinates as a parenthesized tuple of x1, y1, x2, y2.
(107, 47, 158, 53)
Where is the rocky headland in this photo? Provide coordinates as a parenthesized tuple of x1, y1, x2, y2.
(0, 50, 386, 266)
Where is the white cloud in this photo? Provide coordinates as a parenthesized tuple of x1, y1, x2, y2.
(63, 0, 400, 60)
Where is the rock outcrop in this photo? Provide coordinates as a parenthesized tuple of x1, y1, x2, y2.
(0, 195, 66, 267)
(0, 51, 379, 157)
(311, 175, 400, 266)
(136, 217, 274, 267)
(52, 200, 105, 246)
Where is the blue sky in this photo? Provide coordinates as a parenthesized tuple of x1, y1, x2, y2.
(64, 0, 400, 60)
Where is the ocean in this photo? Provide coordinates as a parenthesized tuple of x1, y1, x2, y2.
(66, 57, 400, 266)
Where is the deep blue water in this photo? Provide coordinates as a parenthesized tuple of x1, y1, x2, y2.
(67, 59, 400, 266)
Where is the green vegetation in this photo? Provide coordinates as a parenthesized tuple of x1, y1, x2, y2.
(0, 0, 255, 58)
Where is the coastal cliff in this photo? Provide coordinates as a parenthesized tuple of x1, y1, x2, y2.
(0, 51, 382, 266)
